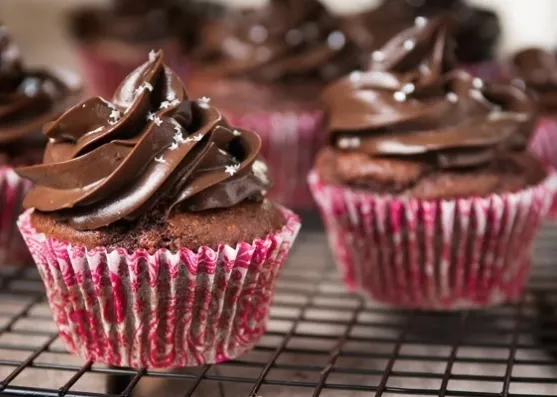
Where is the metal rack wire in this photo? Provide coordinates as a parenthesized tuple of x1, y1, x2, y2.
(2, 221, 557, 397)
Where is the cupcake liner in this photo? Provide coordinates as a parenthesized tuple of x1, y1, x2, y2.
(225, 110, 324, 210)
(75, 45, 190, 98)
(308, 169, 557, 310)
(530, 117, 557, 218)
(0, 167, 33, 266)
(17, 207, 301, 368)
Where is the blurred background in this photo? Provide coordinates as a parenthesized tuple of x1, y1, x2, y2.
(2, 0, 557, 72)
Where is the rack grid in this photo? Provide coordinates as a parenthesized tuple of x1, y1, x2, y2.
(2, 222, 557, 397)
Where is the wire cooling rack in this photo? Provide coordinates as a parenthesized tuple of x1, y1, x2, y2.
(2, 217, 557, 397)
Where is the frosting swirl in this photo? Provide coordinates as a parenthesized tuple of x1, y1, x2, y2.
(323, 16, 535, 182)
(195, 0, 361, 82)
(340, 0, 500, 64)
(0, 24, 79, 144)
(511, 48, 557, 113)
(17, 51, 271, 231)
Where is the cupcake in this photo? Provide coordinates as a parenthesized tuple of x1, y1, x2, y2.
(187, 0, 362, 210)
(341, 0, 501, 80)
(511, 49, 557, 213)
(68, 0, 190, 98)
(0, 23, 81, 266)
(16, 50, 301, 368)
(309, 16, 557, 310)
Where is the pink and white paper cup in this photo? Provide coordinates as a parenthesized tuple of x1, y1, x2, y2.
(0, 167, 32, 266)
(17, 207, 301, 368)
(530, 118, 557, 218)
(309, 169, 557, 310)
(225, 110, 324, 210)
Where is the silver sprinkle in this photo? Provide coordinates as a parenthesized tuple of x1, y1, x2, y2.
(473, 77, 484, 89)
(225, 164, 241, 176)
(249, 25, 268, 44)
(372, 51, 385, 63)
(404, 40, 416, 51)
(198, 97, 211, 109)
(350, 71, 361, 83)
(153, 116, 163, 126)
(446, 92, 458, 103)
(393, 91, 407, 102)
(419, 63, 431, 74)
(22, 77, 40, 97)
(415, 16, 428, 27)
(327, 31, 346, 50)
(402, 83, 415, 94)
(339, 137, 361, 149)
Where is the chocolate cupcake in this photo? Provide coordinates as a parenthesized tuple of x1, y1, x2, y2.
(0, 23, 80, 266)
(341, 0, 501, 79)
(68, 0, 190, 97)
(309, 17, 557, 310)
(16, 51, 301, 368)
(512, 48, 557, 218)
(188, 0, 362, 210)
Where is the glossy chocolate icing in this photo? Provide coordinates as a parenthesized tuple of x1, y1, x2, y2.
(17, 51, 271, 231)
(512, 48, 557, 113)
(322, 16, 535, 186)
(341, 0, 500, 64)
(194, 0, 361, 82)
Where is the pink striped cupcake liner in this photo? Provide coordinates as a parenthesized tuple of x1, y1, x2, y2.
(75, 46, 190, 98)
(225, 110, 324, 210)
(17, 207, 301, 368)
(308, 169, 557, 310)
(0, 166, 32, 266)
(530, 118, 557, 218)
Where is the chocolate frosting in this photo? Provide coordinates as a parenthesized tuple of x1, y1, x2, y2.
(323, 16, 535, 175)
(195, 0, 361, 82)
(17, 51, 271, 231)
(341, 0, 500, 64)
(0, 24, 79, 144)
(512, 48, 557, 113)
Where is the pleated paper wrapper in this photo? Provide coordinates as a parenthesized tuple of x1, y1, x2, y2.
(530, 117, 557, 218)
(17, 207, 301, 368)
(309, 170, 557, 310)
(225, 110, 324, 210)
(0, 167, 32, 266)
